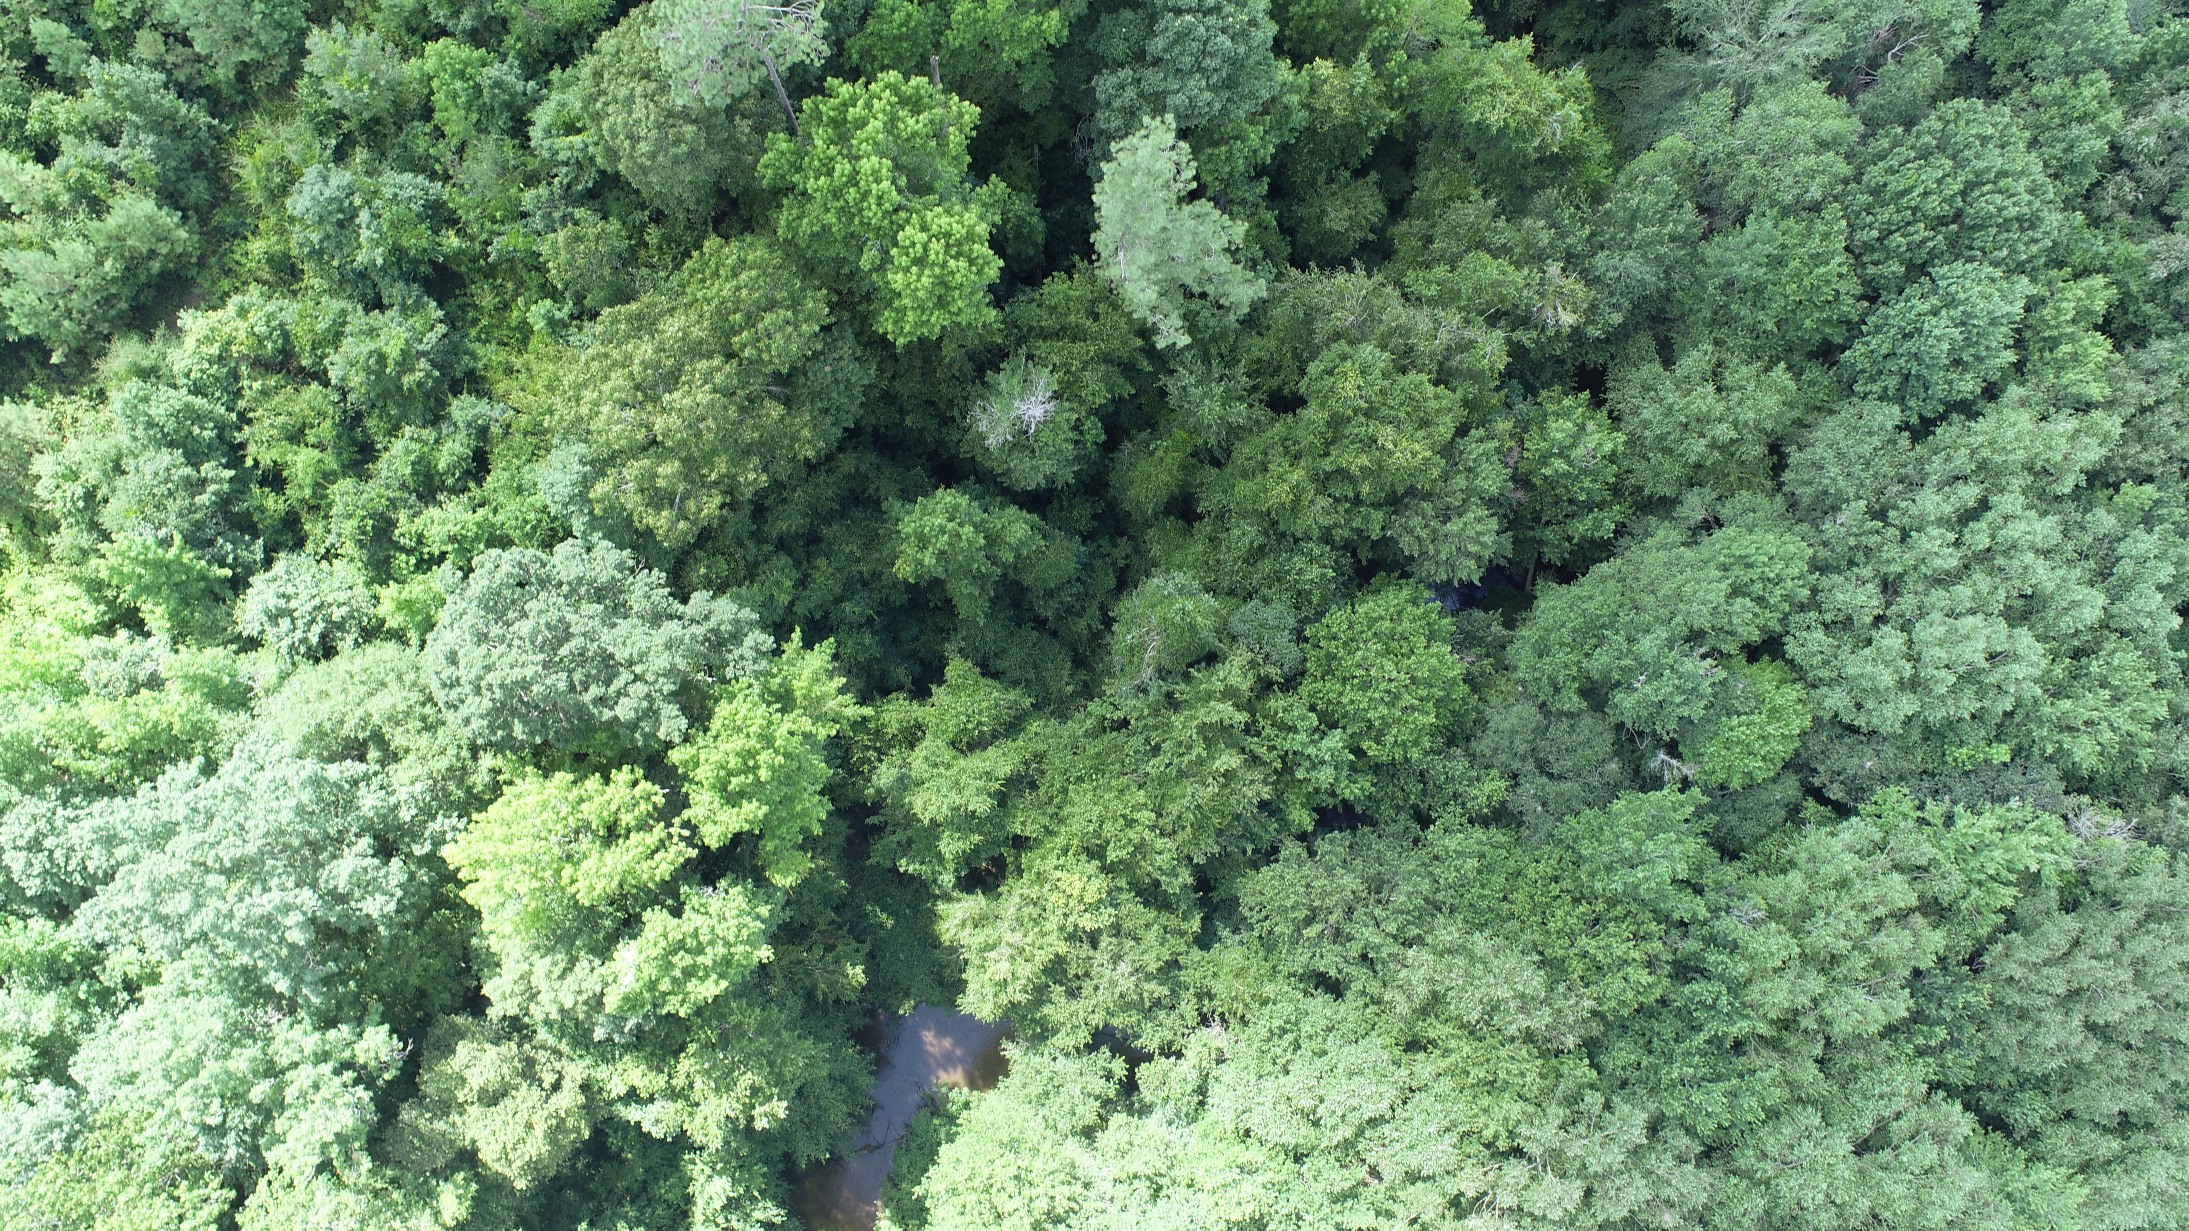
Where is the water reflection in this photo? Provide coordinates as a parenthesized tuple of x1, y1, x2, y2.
(794, 1006, 1010, 1231)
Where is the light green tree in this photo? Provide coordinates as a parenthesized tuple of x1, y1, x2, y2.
(962, 354, 1105, 491)
(549, 8, 770, 214)
(1845, 262, 2034, 417)
(1510, 500, 1814, 783)
(1609, 341, 1806, 501)
(848, 0, 1074, 113)
(236, 554, 375, 665)
(651, 0, 828, 122)
(423, 538, 771, 755)
(434, 637, 868, 1222)
(1297, 581, 1467, 767)
(1512, 389, 1626, 570)
(283, 165, 451, 304)
(760, 71, 1003, 345)
(1851, 98, 2065, 290)
(1212, 342, 1507, 585)
(670, 636, 857, 889)
(893, 487, 1066, 625)
(1092, 115, 1267, 349)
(548, 237, 867, 547)
(1783, 396, 2183, 787)
(0, 62, 217, 353)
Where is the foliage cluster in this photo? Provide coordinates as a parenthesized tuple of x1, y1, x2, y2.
(2, 0, 2188, 1227)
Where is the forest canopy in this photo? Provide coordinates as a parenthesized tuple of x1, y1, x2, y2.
(2, 0, 2188, 1228)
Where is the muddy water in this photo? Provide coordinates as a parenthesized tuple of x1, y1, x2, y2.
(793, 1006, 1010, 1231)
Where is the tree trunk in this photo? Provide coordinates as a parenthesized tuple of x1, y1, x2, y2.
(761, 43, 800, 140)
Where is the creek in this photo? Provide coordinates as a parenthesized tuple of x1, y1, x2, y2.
(791, 1006, 1010, 1231)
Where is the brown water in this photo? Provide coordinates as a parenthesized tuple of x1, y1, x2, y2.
(793, 1006, 1010, 1231)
